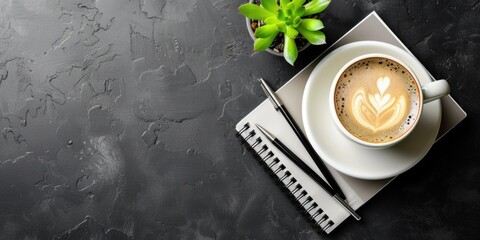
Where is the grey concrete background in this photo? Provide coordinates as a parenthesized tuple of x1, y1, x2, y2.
(0, 0, 478, 239)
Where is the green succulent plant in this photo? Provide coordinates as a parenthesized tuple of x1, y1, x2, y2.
(239, 0, 330, 65)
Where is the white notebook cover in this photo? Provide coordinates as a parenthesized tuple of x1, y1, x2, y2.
(235, 12, 466, 234)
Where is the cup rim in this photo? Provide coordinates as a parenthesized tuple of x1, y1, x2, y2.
(329, 53, 423, 148)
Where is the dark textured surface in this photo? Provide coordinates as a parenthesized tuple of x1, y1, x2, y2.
(0, 0, 478, 239)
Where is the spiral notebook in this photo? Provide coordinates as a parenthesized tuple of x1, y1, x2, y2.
(235, 12, 466, 234)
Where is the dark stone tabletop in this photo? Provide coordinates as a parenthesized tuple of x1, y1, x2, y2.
(0, 0, 478, 239)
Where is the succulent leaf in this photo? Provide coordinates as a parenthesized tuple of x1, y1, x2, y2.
(298, 26, 326, 45)
(275, 22, 287, 32)
(277, 10, 286, 20)
(260, 0, 280, 13)
(286, 26, 299, 39)
(286, 8, 293, 17)
(292, 16, 302, 28)
(253, 32, 279, 51)
(293, 7, 305, 17)
(287, 2, 296, 11)
(300, 18, 324, 31)
(239, 3, 274, 20)
(265, 16, 281, 24)
(293, 0, 307, 8)
(284, 35, 298, 66)
(280, 0, 292, 9)
(303, 0, 331, 16)
(255, 24, 279, 38)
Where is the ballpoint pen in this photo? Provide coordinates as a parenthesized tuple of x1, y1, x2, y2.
(256, 124, 361, 221)
(259, 78, 347, 200)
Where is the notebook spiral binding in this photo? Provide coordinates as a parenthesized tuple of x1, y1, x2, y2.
(236, 123, 334, 233)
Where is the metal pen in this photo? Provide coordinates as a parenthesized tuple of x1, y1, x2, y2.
(259, 78, 347, 200)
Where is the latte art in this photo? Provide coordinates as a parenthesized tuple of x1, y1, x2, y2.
(333, 57, 420, 143)
(351, 77, 407, 132)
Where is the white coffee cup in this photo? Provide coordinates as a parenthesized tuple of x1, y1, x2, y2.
(329, 53, 450, 148)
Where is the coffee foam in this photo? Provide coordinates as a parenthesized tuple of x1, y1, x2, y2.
(334, 57, 420, 143)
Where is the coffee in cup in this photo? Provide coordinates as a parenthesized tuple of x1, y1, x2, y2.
(330, 54, 450, 148)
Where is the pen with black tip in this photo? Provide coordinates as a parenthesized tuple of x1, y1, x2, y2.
(256, 124, 361, 221)
(259, 78, 347, 200)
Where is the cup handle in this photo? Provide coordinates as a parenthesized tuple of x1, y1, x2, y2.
(422, 79, 450, 103)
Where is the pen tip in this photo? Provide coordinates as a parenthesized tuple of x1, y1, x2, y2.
(255, 124, 275, 141)
(255, 123, 264, 133)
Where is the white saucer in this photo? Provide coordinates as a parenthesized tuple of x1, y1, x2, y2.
(302, 41, 442, 180)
